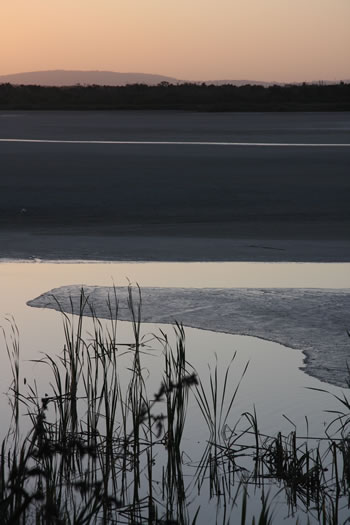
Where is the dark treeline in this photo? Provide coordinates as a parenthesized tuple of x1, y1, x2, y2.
(0, 82, 349, 111)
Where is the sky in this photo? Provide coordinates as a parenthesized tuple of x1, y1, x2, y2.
(1, 0, 349, 82)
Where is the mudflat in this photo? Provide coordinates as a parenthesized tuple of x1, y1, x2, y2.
(1, 111, 349, 261)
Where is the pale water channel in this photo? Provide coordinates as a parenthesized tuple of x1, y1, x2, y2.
(1, 261, 350, 523)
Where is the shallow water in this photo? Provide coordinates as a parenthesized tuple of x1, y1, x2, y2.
(1, 261, 350, 523)
(1, 261, 349, 429)
(1, 260, 350, 288)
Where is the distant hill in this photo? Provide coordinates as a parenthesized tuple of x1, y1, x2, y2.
(0, 70, 277, 87)
(0, 70, 179, 86)
(0, 70, 347, 88)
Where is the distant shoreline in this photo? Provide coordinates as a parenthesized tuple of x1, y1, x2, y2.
(1, 83, 349, 111)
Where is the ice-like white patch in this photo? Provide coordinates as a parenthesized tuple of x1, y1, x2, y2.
(28, 285, 350, 387)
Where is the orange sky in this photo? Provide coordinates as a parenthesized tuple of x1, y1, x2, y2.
(1, 0, 349, 82)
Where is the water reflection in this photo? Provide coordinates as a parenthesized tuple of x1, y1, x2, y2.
(0, 261, 348, 436)
(1, 262, 350, 523)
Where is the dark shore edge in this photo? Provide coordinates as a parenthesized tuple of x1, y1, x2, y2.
(2, 230, 350, 262)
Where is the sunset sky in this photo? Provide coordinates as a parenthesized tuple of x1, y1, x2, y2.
(1, 0, 349, 82)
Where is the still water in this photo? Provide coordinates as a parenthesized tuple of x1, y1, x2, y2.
(1, 260, 349, 428)
(1, 261, 350, 523)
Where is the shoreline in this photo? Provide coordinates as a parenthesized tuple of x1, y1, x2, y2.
(1, 230, 350, 262)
